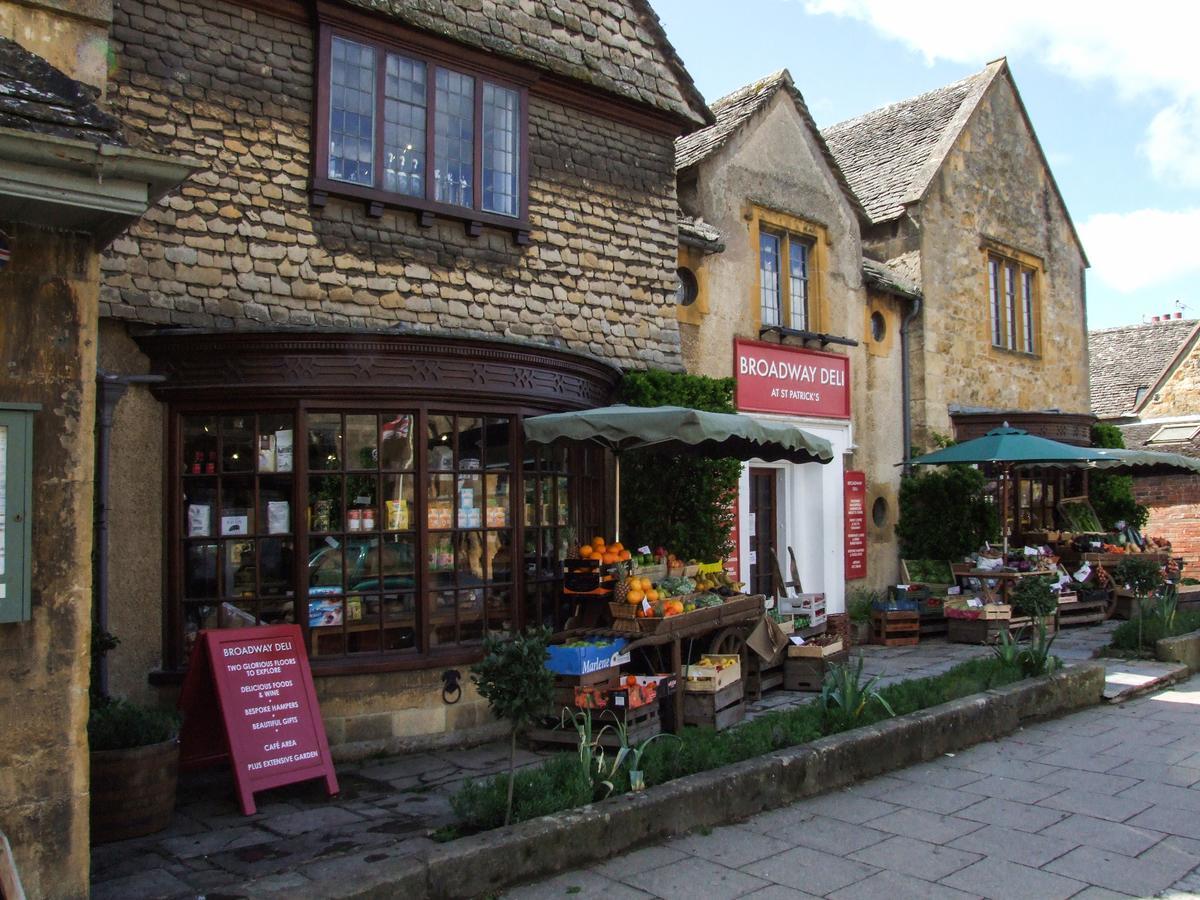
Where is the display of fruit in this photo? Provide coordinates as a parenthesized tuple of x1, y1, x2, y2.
(576, 538, 631, 565)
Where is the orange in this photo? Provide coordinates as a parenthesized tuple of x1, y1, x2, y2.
(610, 542, 624, 553)
(627, 589, 645, 604)
(591, 536, 606, 549)
(579, 545, 594, 559)
(646, 589, 659, 603)
(619, 549, 632, 561)
(601, 551, 618, 564)
(639, 577, 652, 592)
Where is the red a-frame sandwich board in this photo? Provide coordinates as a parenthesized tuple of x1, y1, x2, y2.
(179, 624, 339, 815)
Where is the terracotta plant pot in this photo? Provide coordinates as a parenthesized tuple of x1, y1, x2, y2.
(851, 621, 870, 645)
(90, 737, 180, 843)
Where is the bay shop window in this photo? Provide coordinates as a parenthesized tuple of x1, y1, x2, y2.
(312, 23, 529, 236)
(173, 408, 604, 669)
(151, 335, 617, 673)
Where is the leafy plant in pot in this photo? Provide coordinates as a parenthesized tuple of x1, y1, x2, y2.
(89, 630, 182, 843)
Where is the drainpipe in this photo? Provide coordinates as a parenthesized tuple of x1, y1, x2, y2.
(95, 369, 166, 699)
(900, 294, 923, 474)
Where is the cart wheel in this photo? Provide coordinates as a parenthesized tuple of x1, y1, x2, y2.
(708, 627, 747, 656)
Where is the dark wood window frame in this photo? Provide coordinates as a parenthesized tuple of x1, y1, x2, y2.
(311, 13, 533, 243)
(143, 332, 618, 678)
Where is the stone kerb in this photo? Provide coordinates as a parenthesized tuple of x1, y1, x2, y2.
(1156, 629, 1200, 674)
(248, 661, 1106, 899)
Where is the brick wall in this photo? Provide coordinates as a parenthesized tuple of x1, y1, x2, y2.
(1135, 474, 1200, 572)
(101, 0, 683, 369)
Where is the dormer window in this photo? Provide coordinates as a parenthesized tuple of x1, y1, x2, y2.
(314, 28, 529, 236)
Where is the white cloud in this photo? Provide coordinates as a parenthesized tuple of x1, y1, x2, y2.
(804, 0, 1200, 186)
(1079, 208, 1200, 293)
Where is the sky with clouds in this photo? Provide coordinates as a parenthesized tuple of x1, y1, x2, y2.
(652, 0, 1200, 329)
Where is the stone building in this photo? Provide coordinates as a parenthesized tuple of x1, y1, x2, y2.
(823, 58, 1094, 538)
(0, 2, 194, 895)
(96, 0, 710, 756)
(672, 70, 913, 600)
(1090, 314, 1200, 569)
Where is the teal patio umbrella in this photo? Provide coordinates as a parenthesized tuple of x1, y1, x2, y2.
(909, 425, 1110, 551)
(1088, 447, 1200, 476)
(524, 404, 833, 540)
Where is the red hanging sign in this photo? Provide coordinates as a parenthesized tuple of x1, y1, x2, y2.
(179, 625, 339, 814)
(844, 470, 867, 580)
(734, 338, 851, 419)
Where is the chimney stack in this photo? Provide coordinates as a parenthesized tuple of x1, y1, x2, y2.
(1177, 312, 1183, 319)
(1152, 316, 1161, 322)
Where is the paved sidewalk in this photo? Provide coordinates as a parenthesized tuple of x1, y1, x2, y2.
(507, 675, 1200, 900)
(89, 622, 1123, 899)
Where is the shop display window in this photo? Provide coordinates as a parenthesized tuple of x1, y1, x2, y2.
(171, 405, 606, 670)
(180, 413, 296, 657)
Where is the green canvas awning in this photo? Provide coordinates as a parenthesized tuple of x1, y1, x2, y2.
(908, 425, 1109, 467)
(1089, 447, 1200, 475)
(523, 404, 833, 464)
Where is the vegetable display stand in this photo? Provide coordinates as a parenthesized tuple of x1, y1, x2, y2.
(871, 610, 919, 646)
(683, 680, 745, 731)
(784, 649, 849, 691)
(550, 594, 766, 736)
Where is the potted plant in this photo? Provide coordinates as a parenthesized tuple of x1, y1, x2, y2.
(89, 698, 181, 843)
(846, 588, 876, 645)
(88, 628, 181, 843)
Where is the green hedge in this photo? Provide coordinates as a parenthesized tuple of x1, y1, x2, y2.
(616, 370, 740, 561)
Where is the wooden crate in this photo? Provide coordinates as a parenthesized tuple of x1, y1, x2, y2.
(683, 680, 745, 730)
(871, 610, 919, 646)
(529, 702, 660, 749)
(1007, 615, 1058, 638)
(1060, 600, 1104, 628)
(684, 654, 741, 692)
(784, 649, 849, 691)
(918, 616, 948, 638)
(787, 637, 843, 658)
(744, 657, 784, 697)
(947, 617, 1007, 644)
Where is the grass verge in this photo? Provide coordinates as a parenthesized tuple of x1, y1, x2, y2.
(1107, 610, 1200, 655)
(450, 656, 1027, 834)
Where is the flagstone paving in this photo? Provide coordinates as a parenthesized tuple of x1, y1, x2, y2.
(507, 675, 1200, 900)
(87, 621, 1180, 899)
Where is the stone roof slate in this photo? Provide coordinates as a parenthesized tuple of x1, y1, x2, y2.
(674, 69, 866, 222)
(678, 215, 723, 251)
(341, 0, 711, 127)
(863, 256, 921, 299)
(0, 36, 124, 145)
(1089, 318, 1198, 418)
(822, 65, 997, 224)
(1118, 421, 1200, 459)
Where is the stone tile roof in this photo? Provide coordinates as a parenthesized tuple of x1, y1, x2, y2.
(822, 65, 998, 224)
(863, 256, 921, 299)
(342, 0, 711, 127)
(678, 215, 723, 251)
(674, 69, 866, 222)
(1089, 318, 1198, 418)
(1118, 421, 1200, 459)
(0, 36, 124, 145)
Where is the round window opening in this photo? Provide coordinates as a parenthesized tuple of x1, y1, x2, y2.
(676, 267, 699, 306)
(870, 311, 887, 342)
(872, 496, 888, 527)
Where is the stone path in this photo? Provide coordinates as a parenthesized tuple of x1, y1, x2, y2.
(507, 675, 1200, 900)
(89, 622, 1123, 899)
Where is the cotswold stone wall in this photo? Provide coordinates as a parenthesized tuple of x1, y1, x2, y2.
(0, 224, 97, 900)
(101, 0, 683, 369)
(1140, 341, 1200, 420)
(869, 76, 1091, 449)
